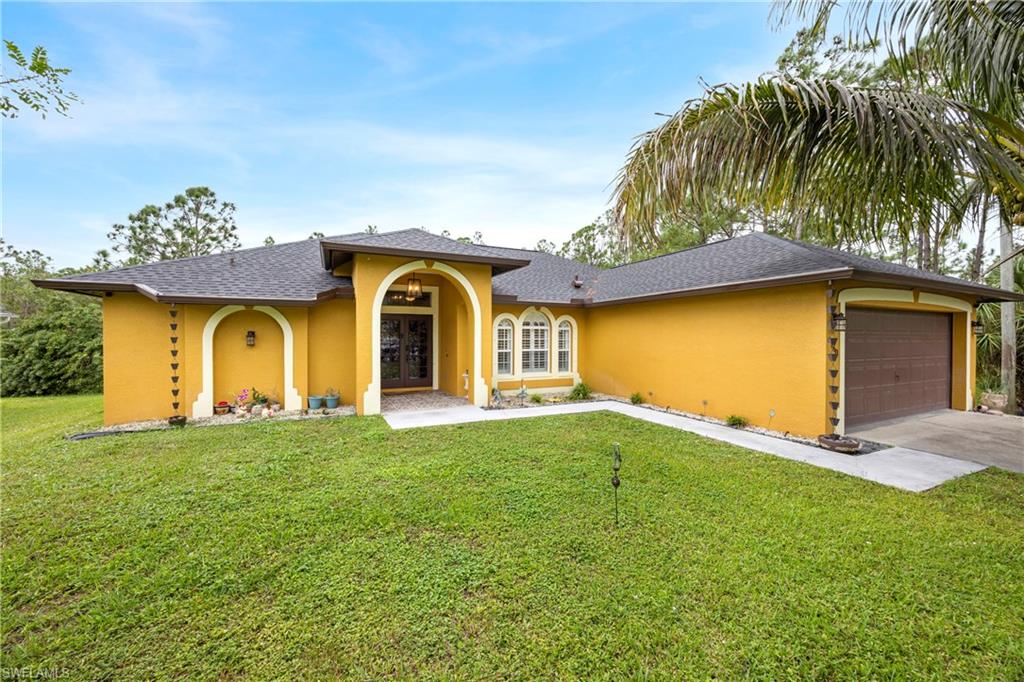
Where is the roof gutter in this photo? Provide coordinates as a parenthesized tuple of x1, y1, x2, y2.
(846, 269, 1024, 303)
(320, 242, 531, 274)
(585, 267, 855, 307)
(31, 278, 355, 307)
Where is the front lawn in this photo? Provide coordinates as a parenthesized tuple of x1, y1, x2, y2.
(2, 395, 1022, 679)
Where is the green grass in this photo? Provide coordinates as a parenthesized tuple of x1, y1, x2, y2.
(2, 395, 1023, 679)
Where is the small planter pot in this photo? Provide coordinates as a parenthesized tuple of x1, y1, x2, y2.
(168, 415, 187, 427)
(817, 434, 862, 454)
(214, 402, 230, 415)
(308, 396, 323, 409)
(325, 396, 340, 409)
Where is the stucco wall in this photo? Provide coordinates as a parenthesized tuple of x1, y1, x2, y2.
(437, 277, 470, 397)
(213, 310, 284, 405)
(583, 284, 829, 437)
(102, 293, 173, 425)
(99, 276, 982, 431)
(308, 298, 357, 404)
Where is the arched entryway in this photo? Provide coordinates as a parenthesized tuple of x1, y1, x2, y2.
(192, 305, 302, 417)
(362, 260, 486, 415)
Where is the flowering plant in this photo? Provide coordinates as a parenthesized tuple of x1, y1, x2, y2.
(235, 387, 250, 405)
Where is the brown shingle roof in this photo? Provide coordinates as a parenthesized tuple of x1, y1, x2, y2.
(321, 228, 530, 273)
(35, 228, 1021, 305)
(34, 236, 358, 305)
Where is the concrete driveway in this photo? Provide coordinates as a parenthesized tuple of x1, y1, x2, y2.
(849, 410, 1024, 473)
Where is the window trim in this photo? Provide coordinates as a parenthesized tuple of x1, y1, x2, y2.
(557, 320, 572, 373)
(521, 312, 550, 374)
(495, 316, 515, 377)
(491, 307, 579, 383)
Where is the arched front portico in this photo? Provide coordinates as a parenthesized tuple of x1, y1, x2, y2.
(192, 305, 302, 417)
(361, 259, 488, 415)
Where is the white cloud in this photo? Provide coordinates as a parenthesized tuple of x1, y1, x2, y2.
(236, 168, 612, 252)
(349, 21, 422, 74)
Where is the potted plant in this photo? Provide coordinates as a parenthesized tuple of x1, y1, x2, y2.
(324, 387, 340, 409)
(214, 401, 231, 415)
(308, 394, 323, 409)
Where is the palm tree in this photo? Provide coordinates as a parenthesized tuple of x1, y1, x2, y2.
(614, 0, 1023, 410)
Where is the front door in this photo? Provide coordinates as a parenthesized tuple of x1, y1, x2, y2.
(381, 314, 432, 389)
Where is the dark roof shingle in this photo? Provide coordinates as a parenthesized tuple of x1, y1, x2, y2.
(36, 228, 1020, 305)
(321, 228, 530, 272)
(35, 236, 358, 304)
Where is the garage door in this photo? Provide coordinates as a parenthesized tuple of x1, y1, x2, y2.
(844, 308, 952, 428)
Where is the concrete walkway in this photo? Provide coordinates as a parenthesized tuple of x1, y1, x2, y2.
(383, 401, 987, 492)
(850, 409, 1024, 473)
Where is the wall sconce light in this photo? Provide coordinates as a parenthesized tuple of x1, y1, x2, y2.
(246, 330, 256, 346)
(971, 319, 985, 335)
(405, 275, 423, 301)
(831, 311, 847, 332)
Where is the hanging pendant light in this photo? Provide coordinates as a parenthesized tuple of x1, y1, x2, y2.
(405, 275, 423, 301)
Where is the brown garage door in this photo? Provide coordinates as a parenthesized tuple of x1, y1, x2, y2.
(845, 308, 952, 428)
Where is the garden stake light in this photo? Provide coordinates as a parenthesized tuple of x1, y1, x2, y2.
(611, 443, 622, 527)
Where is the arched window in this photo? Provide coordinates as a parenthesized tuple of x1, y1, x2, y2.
(496, 319, 514, 375)
(557, 320, 572, 373)
(521, 313, 549, 373)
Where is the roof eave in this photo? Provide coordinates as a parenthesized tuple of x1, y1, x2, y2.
(31, 278, 355, 307)
(847, 269, 1024, 303)
(586, 268, 854, 307)
(320, 242, 531, 274)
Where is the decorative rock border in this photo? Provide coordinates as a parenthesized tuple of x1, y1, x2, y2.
(67, 406, 356, 440)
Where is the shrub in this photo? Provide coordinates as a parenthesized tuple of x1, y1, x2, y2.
(567, 382, 592, 401)
(529, 393, 544, 404)
(725, 415, 749, 429)
(0, 295, 102, 396)
(629, 392, 644, 405)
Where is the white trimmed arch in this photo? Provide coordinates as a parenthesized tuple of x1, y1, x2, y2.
(191, 305, 301, 417)
(493, 313, 518, 379)
(836, 288, 973, 434)
(554, 313, 580, 380)
(363, 260, 486, 415)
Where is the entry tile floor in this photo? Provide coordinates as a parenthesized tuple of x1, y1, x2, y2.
(381, 390, 469, 413)
(382, 401, 987, 493)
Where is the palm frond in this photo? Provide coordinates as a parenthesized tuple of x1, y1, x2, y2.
(614, 77, 1021, 245)
(774, 1, 1024, 117)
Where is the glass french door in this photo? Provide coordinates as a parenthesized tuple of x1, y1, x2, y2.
(381, 314, 432, 388)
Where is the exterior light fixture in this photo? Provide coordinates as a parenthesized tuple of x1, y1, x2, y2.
(405, 275, 423, 301)
(246, 330, 256, 346)
(831, 311, 848, 332)
(971, 319, 985, 335)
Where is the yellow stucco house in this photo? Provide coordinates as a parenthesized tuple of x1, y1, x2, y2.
(37, 229, 1021, 437)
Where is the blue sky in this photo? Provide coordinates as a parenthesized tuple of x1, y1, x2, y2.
(3, 2, 793, 267)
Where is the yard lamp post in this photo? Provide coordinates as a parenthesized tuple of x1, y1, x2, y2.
(611, 443, 622, 527)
